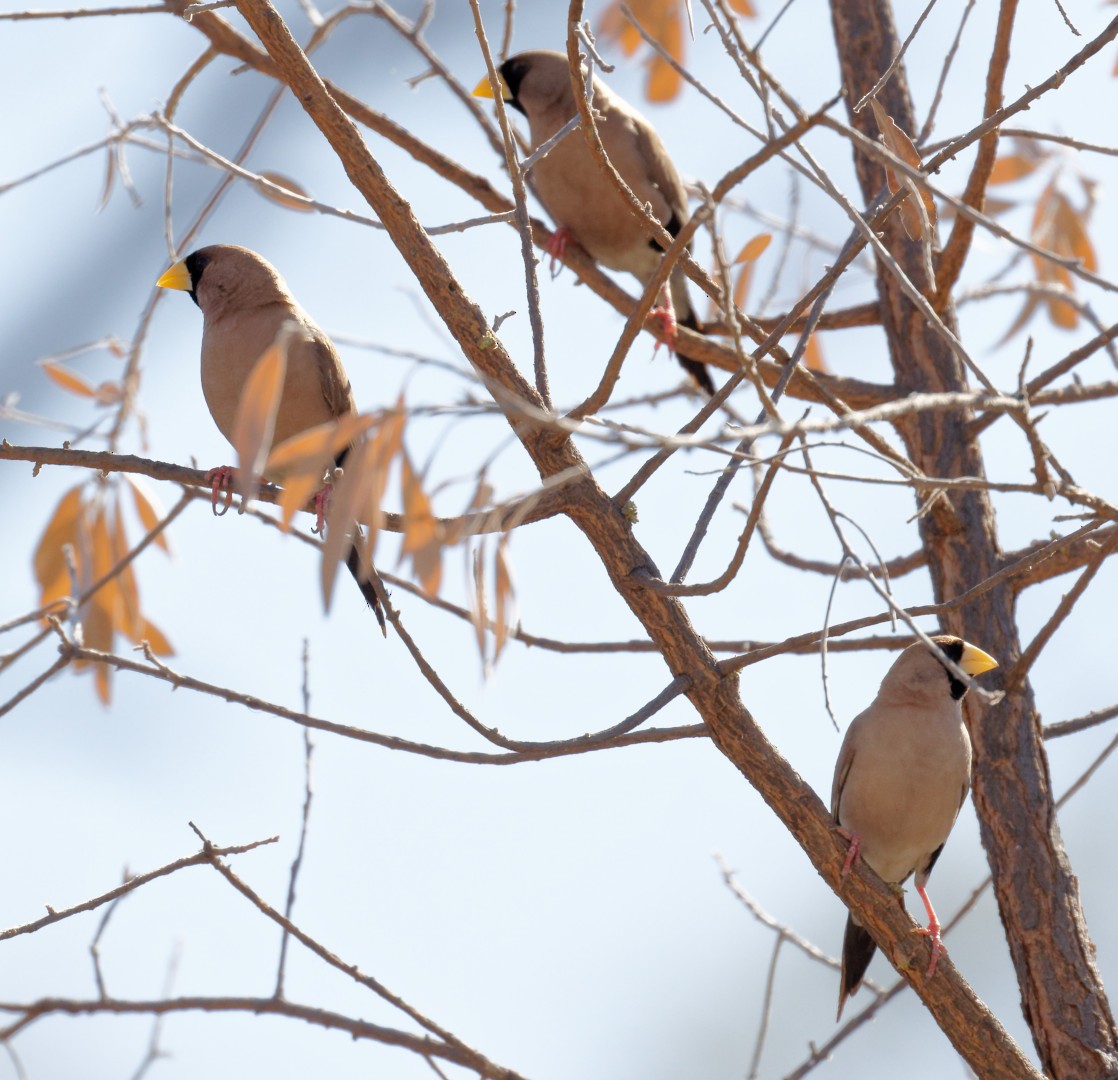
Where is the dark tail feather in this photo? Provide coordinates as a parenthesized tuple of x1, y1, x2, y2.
(837, 914, 876, 1020)
(676, 309, 715, 395)
(346, 546, 387, 636)
(334, 447, 387, 637)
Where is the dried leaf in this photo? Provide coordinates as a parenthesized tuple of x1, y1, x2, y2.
(1028, 181, 1096, 330)
(266, 412, 376, 475)
(734, 233, 772, 263)
(981, 196, 1017, 217)
(727, 0, 755, 11)
(493, 536, 516, 663)
(111, 499, 143, 640)
(988, 154, 1039, 185)
(34, 484, 85, 594)
(41, 361, 97, 399)
(733, 263, 755, 313)
(732, 233, 771, 310)
(803, 333, 827, 373)
(997, 289, 1043, 347)
(471, 544, 488, 666)
(645, 12, 683, 102)
(1052, 193, 1097, 271)
(138, 616, 174, 657)
(93, 381, 123, 406)
(321, 437, 377, 611)
(869, 99, 937, 241)
(77, 506, 119, 703)
(124, 475, 172, 553)
(598, 1, 642, 55)
(268, 412, 378, 530)
(232, 330, 290, 507)
(255, 171, 313, 212)
(360, 402, 407, 557)
(400, 452, 442, 597)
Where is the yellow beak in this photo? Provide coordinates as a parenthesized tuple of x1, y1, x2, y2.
(472, 72, 510, 101)
(155, 259, 192, 292)
(958, 642, 999, 676)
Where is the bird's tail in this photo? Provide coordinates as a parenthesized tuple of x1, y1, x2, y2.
(675, 307, 715, 395)
(346, 545, 387, 636)
(836, 914, 876, 1021)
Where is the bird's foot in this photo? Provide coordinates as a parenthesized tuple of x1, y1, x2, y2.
(649, 282, 678, 355)
(313, 482, 334, 535)
(914, 882, 945, 976)
(545, 227, 573, 278)
(205, 466, 236, 517)
(913, 921, 946, 977)
(838, 828, 862, 879)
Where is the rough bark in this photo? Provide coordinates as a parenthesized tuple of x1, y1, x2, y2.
(828, 2, 1118, 1074)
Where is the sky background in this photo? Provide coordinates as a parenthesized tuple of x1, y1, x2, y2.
(2, 1, 1117, 1077)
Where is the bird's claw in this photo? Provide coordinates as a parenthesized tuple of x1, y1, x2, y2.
(648, 304, 678, 355)
(545, 227, 573, 278)
(205, 466, 236, 517)
(914, 923, 946, 977)
(313, 483, 334, 535)
(838, 828, 862, 879)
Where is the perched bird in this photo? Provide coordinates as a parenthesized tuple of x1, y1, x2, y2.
(474, 49, 714, 395)
(156, 244, 385, 633)
(831, 635, 998, 1019)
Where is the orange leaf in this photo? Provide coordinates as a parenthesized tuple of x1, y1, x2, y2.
(869, 99, 937, 241)
(268, 412, 378, 530)
(493, 536, 516, 663)
(41, 361, 96, 399)
(138, 616, 174, 657)
(266, 412, 376, 475)
(34, 484, 85, 595)
(1052, 194, 1097, 271)
(255, 171, 314, 213)
(400, 454, 437, 556)
(124, 475, 172, 554)
(320, 437, 376, 611)
(111, 499, 143, 641)
(232, 330, 290, 507)
(471, 543, 488, 666)
(645, 11, 683, 102)
(93, 381, 123, 406)
(803, 334, 827, 373)
(732, 233, 771, 310)
(733, 262, 756, 312)
(599, 2, 642, 55)
(400, 452, 442, 596)
(360, 403, 407, 557)
(734, 233, 772, 263)
(988, 154, 1039, 185)
(728, 0, 755, 11)
(997, 290, 1043, 346)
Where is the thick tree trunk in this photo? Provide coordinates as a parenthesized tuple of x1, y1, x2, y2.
(828, 2, 1118, 1074)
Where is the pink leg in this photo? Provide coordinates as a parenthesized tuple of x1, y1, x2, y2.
(204, 466, 236, 517)
(313, 483, 333, 535)
(648, 281, 678, 354)
(838, 827, 862, 879)
(914, 882, 947, 976)
(544, 226, 573, 278)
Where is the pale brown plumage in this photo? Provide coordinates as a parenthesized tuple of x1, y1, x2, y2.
(156, 244, 385, 632)
(481, 50, 714, 395)
(831, 635, 998, 1019)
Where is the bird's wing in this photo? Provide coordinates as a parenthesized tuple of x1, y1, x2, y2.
(831, 725, 858, 822)
(306, 326, 357, 420)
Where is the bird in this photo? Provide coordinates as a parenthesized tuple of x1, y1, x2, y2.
(831, 635, 998, 1020)
(474, 49, 715, 395)
(156, 244, 386, 633)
